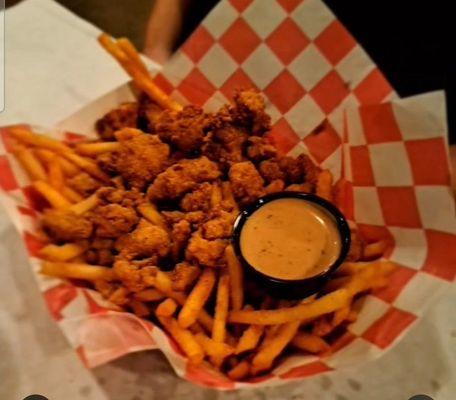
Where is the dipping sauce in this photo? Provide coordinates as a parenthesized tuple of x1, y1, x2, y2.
(240, 198, 341, 280)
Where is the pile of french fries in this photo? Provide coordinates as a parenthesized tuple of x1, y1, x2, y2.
(6, 34, 396, 380)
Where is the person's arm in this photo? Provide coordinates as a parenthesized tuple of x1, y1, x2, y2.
(143, 0, 189, 64)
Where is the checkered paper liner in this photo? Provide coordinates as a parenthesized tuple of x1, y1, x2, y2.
(1, 0, 455, 390)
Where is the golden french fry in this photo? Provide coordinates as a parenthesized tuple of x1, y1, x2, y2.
(291, 332, 330, 354)
(157, 315, 204, 364)
(194, 332, 234, 362)
(311, 317, 333, 337)
(32, 181, 72, 209)
(41, 261, 115, 281)
(61, 186, 84, 203)
(212, 273, 230, 343)
(225, 245, 243, 311)
(69, 194, 99, 215)
(156, 298, 178, 317)
(235, 324, 264, 354)
(10, 128, 72, 153)
(228, 289, 350, 325)
(117, 37, 150, 76)
(251, 321, 300, 375)
(211, 182, 223, 208)
(13, 145, 47, 181)
(362, 240, 388, 260)
(332, 304, 351, 326)
(133, 288, 165, 302)
(178, 268, 216, 328)
(345, 261, 396, 298)
(34, 149, 79, 177)
(61, 151, 110, 182)
(227, 360, 250, 381)
(137, 202, 167, 229)
(129, 299, 150, 317)
(75, 141, 121, 156)
(47, 155, 65, 190)
(316, 169, 333, 201)
(39, 243, 87, 262)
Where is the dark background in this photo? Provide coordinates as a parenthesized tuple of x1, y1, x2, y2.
(6, 0, 453, 143)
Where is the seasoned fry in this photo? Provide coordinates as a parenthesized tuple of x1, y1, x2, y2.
(235, 323, 264, 355)
(228, 289, 350, 325)
(137, 202, 167, 229)
(178, 268, 216, 328)
(225, 245, 243, 311)
(32, 181, 72, 209)
(156, 298, 178, 317)
(13, 145, 47, 181)
(47, 155, 65, 190)
(76, 141, 121, 156)
(316, 169, 333, 201)
(157, 316, 204, 364)
(10, 128, 72, 153)
(39, 243, 87, 262)
(251, 320, 300, 375)
(133, 288, 165, 302)
(129, 299, 150, 317)
(291, 332, 330, 354)
(69, 194, 99, 215)
(34, 149, 79, 177)
(117, 37, 149, 76)
(62, 186, 84, 203)
(194, 332, 234, 363)
(227, 360, 250, 381)
(362, 240, 388, 260)
(41, 261, 115, 281)
(61, 151, 110, 182)
(212, 273, 230, 343)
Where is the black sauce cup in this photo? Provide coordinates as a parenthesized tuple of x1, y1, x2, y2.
(232, 191, 351, 299)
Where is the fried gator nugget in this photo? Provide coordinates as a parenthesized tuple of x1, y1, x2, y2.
(42, 209, 93, 242)
(229, 161, 265, 206)
(95, 102, 139, 141)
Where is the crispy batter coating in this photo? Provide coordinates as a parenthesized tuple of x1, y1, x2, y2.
(155, 105, 211, 153)
(279, 156, 303, 184)
(230, 90, 271, 135)
(228, 161, 265, 205)
(108, 128, 170, 190)
(162, 211, 206, 227)
(201, 209, 235, 240)
(95, 102, 138, 141)
(298, 153, 321, 185)
(180, 182, 213, 212)
(246, 136, 277, 162)
(86, 239, 115, 266)
(113, 259, 158, 292)
(259, 159, 286, 182)
(265, 179, 285, 194)
(116, 219, 170, 260)
(185, 232, 227, 267)
(148, 156, 221, 201)
(171, 219, 192, 260)
(94, 280, 130, 306)
(68, 172, 103, 196)
(97, 187, 144, 208)
(137, 93, 163, 132)
(170, 262, 201, 291)
(91, 204, 139, 238)
(42, 209, 93, 242)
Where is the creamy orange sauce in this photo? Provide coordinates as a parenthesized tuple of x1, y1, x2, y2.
(240, 198, 341, 280)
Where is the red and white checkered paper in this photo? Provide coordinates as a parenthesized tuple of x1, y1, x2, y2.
(1, 0, 455, 390)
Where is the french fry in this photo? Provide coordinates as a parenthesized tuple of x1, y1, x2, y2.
(362, 240, 388, 260)
(251, 320, 301, 375)
(156, 298, 178, 317)
(69, 194, 99, 215)
(227, 360, 250, 381)
(212, 273, 230, 343)
(39, 243, 87, 262)
(178, 268, 216, 328)
(9, 128, 72, 153)
(41, 261, 115, 281)
(316, 169, 333, 201)
(47, 155, 65, 190)
(129, 299, 150, 317)
(235, 323, 264, 355)
(61, 151, 110, 182)
(76, 141, 121, 156)
(117, 37, 150, 76)
(137, 202, 167, 229)
(332, 304, 352, 326)
(225, 245, 243, 311)
(345, 261, 396, 298)
(228, 289, 350, 325)
(133, 288, 165, 302)
(34, 149, 79, 177)
(32, 181, 72, 209)
(194, 332, 234, 363)
(13, 145, 47, 181)
(62, 186, 84, 203)
(98, 34, 182, 111)
(157, 315, 204, 364)
(211, 182, 223, 208)
(291, 332, 331, 354)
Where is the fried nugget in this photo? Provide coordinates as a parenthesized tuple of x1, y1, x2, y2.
(228, 161, 265, 205)
(170, 262, 201, 291)
(42, 209, 93, 242)
(137, 93, 163, 132)
(245, 136, 276, 162)
(180, 182, 213, 212)
(162, 211, 206, 227)
(201, 209, 235, 240)
(113, 259, 158, 292)
(230, 90, 271, 135)
(95, 102, 138, 141)
(171, 219, 192, 260)
(67, 172, 103, 196)
(148, 156, 221, 201)
(185, 232, 227, 268)
(259, 159, 286, 182)
(91, 203, 139, 238)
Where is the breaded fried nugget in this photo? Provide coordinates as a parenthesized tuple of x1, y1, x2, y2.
(246, 136, 277, 162)
(137, 93, 163, 132)
(259, 159, 286, 182)
(201, 209, 235, 240)
(228, 161, 265, 205)
(42, 209, 93, 242)
(68, 172, 102, 196)
(162, 211, 206, 227)
(171, 219, 192, 260)
(155, 105, 211, 153)
(185, 232, 227, 267)
(110, 128, 170, 189)
(180, 182, 213, 212)
(230, 90, 271, 135)
(113, 259, 158, 292)
(97, 187, 143, 208)
(91, 204, 139, 238)
(170, 262, 201, 291)
(148, 156, 221, 201)
(116, 219, 170, 260)
(95, 102, 138, 141)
